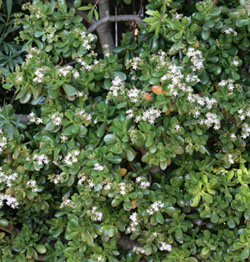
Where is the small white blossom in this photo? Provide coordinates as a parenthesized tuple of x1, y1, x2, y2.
(64, 150, 80, 166)
(26, 180, 38, 192)
(186, 48, 204, 72)
(33, 154, 49, 165)
(227, 154, 234, 164)
(159, 242, 172, 252)
(127, 88, 140, 103)
(33, 66, 50, 83)
(108, 76, 125, 98)
(126, 212, 139, 233)
(133, 246, 146, 254)
(94, 163, 105, 171)
(147, 201, 164, 215)
(28, 112, 43, 125)
(0, 194, 19, 209)
(142, 107, 161, 124)
(51, 112, 63, 126)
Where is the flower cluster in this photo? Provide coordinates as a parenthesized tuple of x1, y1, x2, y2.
(51, 112, 63, 126)
(125, 57, 143, 70)
(227, 154, 234, 164)
(26, 180, 39, 192)
(28, 112, 43, 125)
(237, 108, 250, 121)
(48, 173, 65, 184)
(147, 201, 164, 215)
(127, 87, 141, 103)
(218, 79, 241, 92)
(79, 30, 95, 51)
(0, 194, 19, 209)
(199, 112, 220, 130)
(223, 28, 237, 36)
(0, 168, 18, 187)
(108, 76, 125, 99)
(77, 173, 87, 185)
(22, 2, 43, 19)
(21, 48, 42, 67)
(75, 109, 92, 126)
(241, 123, 250, 139)
(33, 154, 49, 165)
(161, 64, 188, 97)
(33, 66, 50, 83)
(60, 197, 75, 208)
(0, 129, 8, 154)
(159, 242, 172, 252)
(136, 176, 150, 189)
(57, 65, 80, 79)
(126, 212, 139, 233)
(60, 133, 68, 143)
(93, 163, 105, 171)
(151, 50, 168, 70)
(133, 246, 146, 255)
(118, 182, 127, 196)
(186, 47, 205, 72)
(64, 150, 80, 166)
(126, 107, 162, 124)
(76, 53, 99, 71)
(142, 107, 162, 124)
(87, 206, 103, 222)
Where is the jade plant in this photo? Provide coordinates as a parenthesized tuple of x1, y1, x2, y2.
(0, 0, 250, 261)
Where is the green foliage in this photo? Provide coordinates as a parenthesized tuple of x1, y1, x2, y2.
(0, 0, 250, 261)
(0, 0, 24, 78)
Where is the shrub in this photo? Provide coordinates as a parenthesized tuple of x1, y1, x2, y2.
(0, 0, 250, 261)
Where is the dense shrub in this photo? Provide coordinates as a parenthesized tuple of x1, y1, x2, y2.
(0, 0, 250, 261)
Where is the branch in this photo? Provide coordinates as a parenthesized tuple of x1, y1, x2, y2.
(96, 0, 114, 53)
(88, 14, 146, 33)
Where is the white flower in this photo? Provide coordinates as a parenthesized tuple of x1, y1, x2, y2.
(227, 154, 234, 164)
(232, 60, 239, 67)
(159, 242, 172, 252)
(28, 112, 43, 125)
(64, 150, 80, 166)
(142, 107, 161, 124)
(230, 133, 236, 140)
(0, 194, 19, 209)
(125, 57, 143, 70)
(90, 206, 103, 221)
(223, 28, 237, 36)
(51, 112, 63, 126)
(126, 109, 134, 118)
(127, 88, 140, 103)
(108, 76, 125, 99)
(33, 66, 50, 83)
(33, 154, 49, 165)
(119, 182, 126, 196)
(94, 163, 105, 171)
(147, 201, 164, 215)
(76, 110, 92, 125)
(26, 180, 38, 192)
(186, 48, 204, 72)
(60, 133, 67, 143)
(133, 246, 146, 254)
(126, 212, 139, 233)
(175, 124, 180, 131)
(60, 197, 75, 208)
